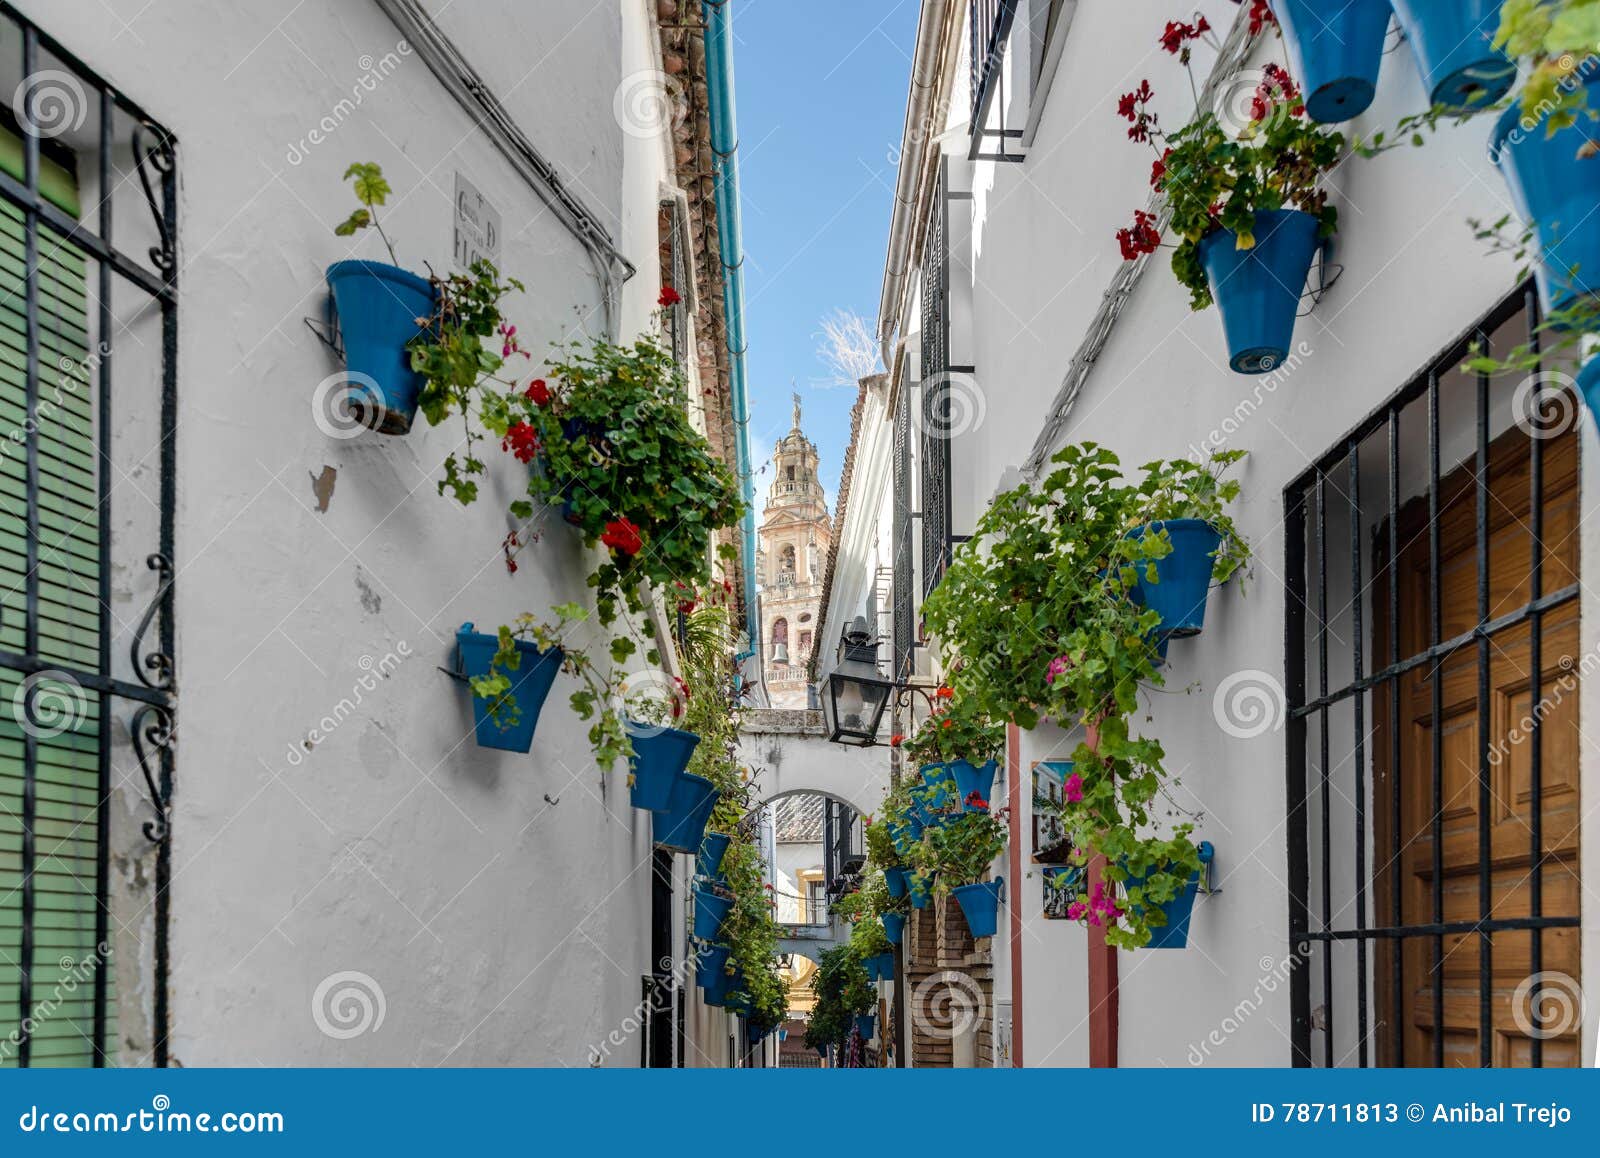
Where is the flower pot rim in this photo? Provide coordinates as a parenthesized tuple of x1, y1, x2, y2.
(1196, 206, 1319, 248)
(325, 258, 435, 296)
(456, 623, 563, 659)
(1492, 66, 1600, 153)
(625, 720, 701, 743)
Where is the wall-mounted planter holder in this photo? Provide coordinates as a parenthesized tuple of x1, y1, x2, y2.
(627, 724, 700, 811)
(652, 772, 719, 854)
(322, 260, 436, 435)
(692, 884, 733, 942)
(884, 866, 911, 898)
(865, 952, 895, 983)
(1271, 0, 1392, 123)
(1492, 77, 1600, 318)
(908, 871, 933, 910)
(1198, 209, 1324, 375)
(695, 943, 730, 989)
(697, 831, 732, 882)
(1122, 840, 1215, 950)
(853, 1014, 876, 1041)
(882, 912, 906, 944)
(950, 758, 997, 811)
(454, 623, 563, 753)
(1389, 0, 1515, 113)
(1126, 519, 1223, 638)
(951, 878, 1005, 940)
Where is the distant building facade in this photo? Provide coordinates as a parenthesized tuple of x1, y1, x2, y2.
(758, 398, 830, 707)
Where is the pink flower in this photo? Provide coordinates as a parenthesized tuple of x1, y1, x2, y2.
(1045, 655, 1069, 685)
(1063, 772, 1084, 804)
(1066, 901, 1088, 921)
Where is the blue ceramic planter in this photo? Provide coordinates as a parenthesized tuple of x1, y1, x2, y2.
(866, 952, 895, 983)
(627, 724, 700, 811)
(1578, 356, 1600, 423)
(1123, 841, 1213, 949)
(1492, 78, 1600, 317)
(325, 260, 436, 435)
(1126, 519, 1224, 638)
(952, 879, 1004, 940)
(652, 772, 719, 854)
(909, 872, 933, 910)
(456, 624, 563, 753)
(916, 762, 959, 825)
(854, 1014, 876, 1041)
(884, 866, 911, 898)
(702, 968, 732, 1007)
(1390, 0, 1514, 112)
(695, 943, 730, 988)
(882, 912, 906, 945)
(1270, 0, 1391, 123)
(950, 758, 997, 811)
(697, 831, 732, 881)
(1198, 208, 1323, 374)
(889, 822, 914, 857)
(692, 885, 733, 942)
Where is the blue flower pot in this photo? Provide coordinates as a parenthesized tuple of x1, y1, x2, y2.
(1197, 208, 1322, 374)
(1123, 841, 1213, 949)
(746, 1022, 770, 1046)
(909, 872, 933, 910)
(652, 772, 719, 854)
(1389, 0, 1515, 112)
(867, 952, 895, 983)
(702, 968, 731, 1006)
(456, 624, 563, 753)
(1126, 519, 1224, 638)
(884, 866, 911, 898)
(854, 1014, 876, 1041)
(916, 762, 959, 825)
(950, 758, 997, 812)
(325, 260, 436, 435)
(1577, 356, 1600, 423)
(627, 724, 700, 811)
(952, 879, 1004, 940)
(889, 822, 914, 857)
(1270, 0, 1391, 123)
(695, 943, 730, 988)
(882, 912, 906, 944)
(697, 831, 732, 881)
(692, 884, 733, 942)
(1492, 75, 1600, 317)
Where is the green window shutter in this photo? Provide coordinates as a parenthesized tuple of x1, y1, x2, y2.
(0, 127, 111, 1067)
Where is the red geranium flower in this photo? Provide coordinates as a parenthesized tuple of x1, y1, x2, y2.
(1116, 210, 1162, 261)
(890, 733, 905, 747)
(658, 285, 681, 308)
(1240, 0, 1276, 38)
(965, 791, 989, 811)
(1150, 147, 1171, 189)
(501, 421, 541, 464)
(934, 686, 954, 699)
(525, 378, 552, 406)
(601, 517, 643, 556)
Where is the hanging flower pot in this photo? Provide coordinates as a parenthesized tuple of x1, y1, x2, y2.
(884, 866, 911, 898)
(692, 884, 733, 942)
(695, 943, 730, 988)
(882, 912, 906, 945)
(908, 872, 933, 910)
(1270, 0, 1392, 123)
(950, 758, 997, 812)
(915, 762, 959, 827)
(1491, 80, 1600, 317)
(652, 772, 719, 854)
(324, 260, 437, 435)
(889, 821, 915, 857)
(951, 879, 1005, 940)
(627, 724, 701, 811)
(702, 967, 732, 1006)
(1125, 519, 1224, 638)
(1197, 208, 1323, 375)
(853, 1014, 876, 1041)
(745, 1022, 770, 1047)
(1577, 355, 1600, 423)
(1389, 0, 1515, 113)
(866, 952, 895, 983)
(697, 831, 732, 881)
(456, 623, 563, 753)
(1121, 842, 1212, 949)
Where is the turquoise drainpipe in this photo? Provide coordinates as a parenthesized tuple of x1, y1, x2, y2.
(703, 0, 760, 669)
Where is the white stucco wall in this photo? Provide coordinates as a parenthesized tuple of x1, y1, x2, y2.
(9, 0, 741, 1066)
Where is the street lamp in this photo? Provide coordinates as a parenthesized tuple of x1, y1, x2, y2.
(821, 616, 892, 746)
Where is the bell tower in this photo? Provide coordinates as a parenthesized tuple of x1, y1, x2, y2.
(758, 394, 831, 708)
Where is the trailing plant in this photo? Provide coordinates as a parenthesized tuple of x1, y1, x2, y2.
(901, 689, 1005, 769)
(863, 815, 901, 870)
(673, 589, 753, 817)
(846, 910, 892, 960)
(1495, 0, 1600, 137)
(716, 836, 789, 1033)
(1114, 20, 1342, 309)
(804, 945, 871, 1052)
(921, 443, 1247, 947)
(911, 810, 1007, 896)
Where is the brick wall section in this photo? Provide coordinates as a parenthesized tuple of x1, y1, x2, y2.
(903, 894, 994, 1067)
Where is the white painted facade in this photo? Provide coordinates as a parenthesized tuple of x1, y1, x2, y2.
(827, 0, 1600, 1068)
(5, 0, 759, 1068)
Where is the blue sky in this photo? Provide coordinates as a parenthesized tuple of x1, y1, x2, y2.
(731, 0, 919, 512)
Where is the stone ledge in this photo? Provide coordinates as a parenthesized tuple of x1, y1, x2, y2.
(742, 708, 826, 735)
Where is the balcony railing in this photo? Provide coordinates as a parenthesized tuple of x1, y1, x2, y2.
(969, 0, 1023, 162)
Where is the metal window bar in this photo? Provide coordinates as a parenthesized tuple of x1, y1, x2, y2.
(968, 0, 1023, 162)
(1283, 283, 1576, 1068)
(920, 162, 954, 599)
(891, 383, 913, 683)
(0, 1, 178, 1068)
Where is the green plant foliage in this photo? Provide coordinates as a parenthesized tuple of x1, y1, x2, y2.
(901, 689, 1004, 769)
(334, 161, 396, 263)
(804, 944, 873, 1053)
(716, 837, 788, 1034)
(910, 811, 1007, 895)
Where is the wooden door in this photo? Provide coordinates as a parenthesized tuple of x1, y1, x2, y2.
(1374, 427, 1583, 1066)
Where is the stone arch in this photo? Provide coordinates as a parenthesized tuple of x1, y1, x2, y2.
(738, 710, 888, 821)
